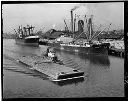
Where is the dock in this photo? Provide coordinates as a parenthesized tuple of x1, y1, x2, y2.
(18, 55, 84, 81)
(102, 40, 124, 58)
(108, 47, 124, 57)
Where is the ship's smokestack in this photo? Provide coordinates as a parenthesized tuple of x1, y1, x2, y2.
(71, 5, 80, 32)
(71, 10, 73, 32)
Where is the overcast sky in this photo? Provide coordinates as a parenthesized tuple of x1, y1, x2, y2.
(2, 2, 124, 34)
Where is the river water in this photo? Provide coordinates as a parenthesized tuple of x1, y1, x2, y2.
(3, 39, 124, 98)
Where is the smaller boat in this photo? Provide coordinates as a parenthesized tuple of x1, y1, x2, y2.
(14, 25, 40, 47)
(17, 47, 84, 81)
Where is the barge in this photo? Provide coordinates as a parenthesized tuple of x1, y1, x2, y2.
(17, 55, 84, 81)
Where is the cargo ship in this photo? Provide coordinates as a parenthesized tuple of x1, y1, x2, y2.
(46, 10, 110, 55)
(15, 25, 40, 47)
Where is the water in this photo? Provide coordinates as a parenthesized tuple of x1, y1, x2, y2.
(3, 39, 124, 98)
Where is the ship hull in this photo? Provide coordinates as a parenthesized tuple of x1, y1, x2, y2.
(15, 38, 39, 47)
(47, 42, 108, 55)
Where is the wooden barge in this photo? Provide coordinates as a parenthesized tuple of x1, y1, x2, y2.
(18, 55, 84, 81)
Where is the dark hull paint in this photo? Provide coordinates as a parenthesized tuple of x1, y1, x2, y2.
(15, 38, 39, 47)
(47, 42, 108, 55)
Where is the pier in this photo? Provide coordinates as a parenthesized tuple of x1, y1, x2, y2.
(108, 40, 124, 58)
(108, 47, 124, 57)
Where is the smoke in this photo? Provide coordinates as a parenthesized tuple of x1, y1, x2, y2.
(52, 24, 56, 29)
(71, 5, 80, 11)
(71, 4, 88, 15)
(78, 3, 98, 15)
(71, 3, 90, 12)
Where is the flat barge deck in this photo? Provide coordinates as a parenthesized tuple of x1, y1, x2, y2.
(18, 55, 84, 81)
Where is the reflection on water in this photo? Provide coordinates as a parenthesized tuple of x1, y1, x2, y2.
(56, 50, 110, 66)
(3, 39, 124, 98)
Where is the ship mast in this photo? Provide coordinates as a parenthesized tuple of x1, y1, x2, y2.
(23, 27, 27, 36)
(14, 29, 18, 38)
(27, 25, 30, 35)
(30, 25, 35, 35)
(86, 15, 112, 41)
(26, 25, 35, 36)
(19, 26, 23, 37)
(64, 19, 69, 31)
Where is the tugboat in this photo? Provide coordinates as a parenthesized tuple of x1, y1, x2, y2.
(15, 25, 39, 47)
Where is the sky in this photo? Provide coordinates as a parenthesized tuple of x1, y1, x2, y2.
(2, 2, 124, 34)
